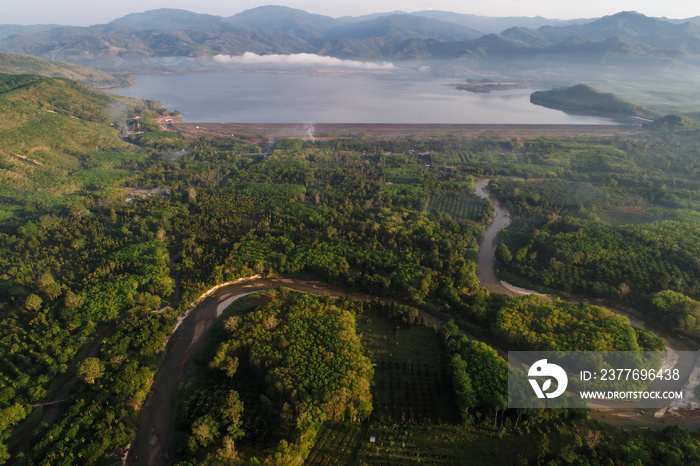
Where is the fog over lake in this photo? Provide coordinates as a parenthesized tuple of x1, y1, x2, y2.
(110, 72, 621, 124)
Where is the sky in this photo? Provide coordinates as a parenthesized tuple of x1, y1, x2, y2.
(2, 0, 698, 26)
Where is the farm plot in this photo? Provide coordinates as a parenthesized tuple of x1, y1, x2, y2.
(305, 422, 366, 465)
(357, 423, 533, 465)
(497, 178, 631, 212)
(427, 193, 492, 224)
(356, 310, 459, 425)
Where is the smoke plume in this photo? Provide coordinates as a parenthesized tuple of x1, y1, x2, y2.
(304, 123, 315, 142)
(108, 102, 129, 133)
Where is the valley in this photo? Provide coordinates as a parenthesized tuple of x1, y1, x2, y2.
(1, 4, 700, 464)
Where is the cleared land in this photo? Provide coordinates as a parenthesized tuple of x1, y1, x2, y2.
(172, 122, 643, 140)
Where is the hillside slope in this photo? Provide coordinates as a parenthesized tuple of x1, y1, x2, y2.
(0, 52, 129, 87)
(0, 73, 151, 220)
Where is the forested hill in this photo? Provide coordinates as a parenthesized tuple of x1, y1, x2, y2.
(530, 84, 658, 119)
(0, 52, 130, 88)
(0, 73, 169, 221)
(644, 114, 700, 132)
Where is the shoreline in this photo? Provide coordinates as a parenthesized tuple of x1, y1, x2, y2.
(172, 122, 643, 140)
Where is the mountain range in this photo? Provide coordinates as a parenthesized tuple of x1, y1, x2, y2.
(1, 6, 700, 69)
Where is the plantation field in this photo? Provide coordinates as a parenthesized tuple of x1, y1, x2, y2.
(305, 309, 461, 465)
(492, 175, 700, 226)
(305, 423, 366, 465)
(427, 193, 492, 224)
(593, 208, 659, 226)
(383, 166, 423, 184)
(357, 423, 536, 465)
(356, 310, 458, 425)
(594, 206, 700, 226)
(457, 151, 518, 166)
(0, 74, 171, 220)
(489, 177, 700, 227)
(494, 178, 631, 213)
(372, 359, 455, 424)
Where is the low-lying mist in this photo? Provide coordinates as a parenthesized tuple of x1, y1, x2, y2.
(213, 52, 396, 71)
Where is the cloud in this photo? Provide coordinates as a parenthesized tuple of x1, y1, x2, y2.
(213, 52, 395, 70)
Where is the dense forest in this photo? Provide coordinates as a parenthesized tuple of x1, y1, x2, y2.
(488, 148, 700, 338)
(175, 289, 373, 464)
(1, 73, 699, 464)
(492, 295, 664, 352)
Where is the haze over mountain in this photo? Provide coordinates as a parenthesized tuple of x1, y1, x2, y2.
(1, 6, 700, 70)
(0, 24, 59, 40)
(407, 10, 594, 34)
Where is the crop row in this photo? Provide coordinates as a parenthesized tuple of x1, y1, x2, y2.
(305, 422, 364, 465)
(428, 193, 491, 222)
(498, 178, 631, 211)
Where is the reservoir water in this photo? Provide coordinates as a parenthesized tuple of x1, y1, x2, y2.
(109, 72, 621, 124)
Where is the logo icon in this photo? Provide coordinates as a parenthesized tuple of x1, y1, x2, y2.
(528, 359, 568, 399)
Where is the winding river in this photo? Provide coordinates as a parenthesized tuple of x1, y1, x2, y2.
(474, 180, 516, 295)
(129, 180, 698, 464)
(472, 179, 691, 351)
(473, 179, 700, 426)
(474, 179, 551, 297)
(127, 278, 452, 465)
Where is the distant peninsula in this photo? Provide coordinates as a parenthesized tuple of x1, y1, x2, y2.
(530, 84, 657, 119)
(456, 79, 526, 93)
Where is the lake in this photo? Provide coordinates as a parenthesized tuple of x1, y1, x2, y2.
(109, 72, 621, 124)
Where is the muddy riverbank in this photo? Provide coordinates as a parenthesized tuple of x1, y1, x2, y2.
(474, 179, 548, 297)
